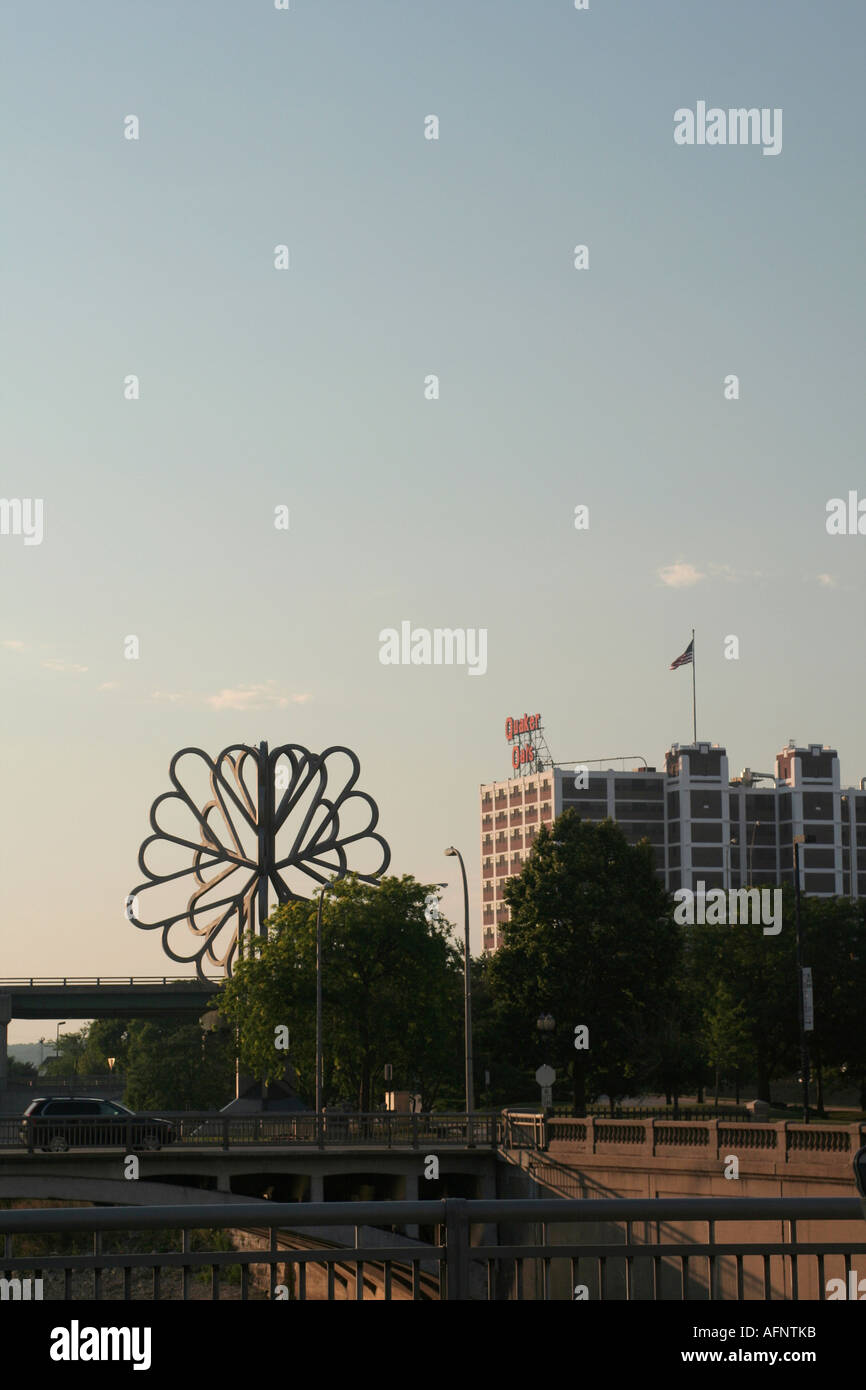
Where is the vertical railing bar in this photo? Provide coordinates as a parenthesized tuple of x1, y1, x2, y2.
(817, 1253, 825, 1300)
(327, 1261, 335, 1301)
(681, 1255, 687, 1302)
(736, 1254, 744, 1301)
(598, 1255, 605, 1302)
(270, 1225, 278, 1300)
(708, 1219, 715, 1301)
(790, 1220, 798, 1302)
(625, 1220, 632, 1302)
(413, 1259, 422, 1301)
(384, 1261, 391, 1301)
(93, 1231, 101, 1302)
(516, 1257, 523, 1301)
(763, 1253, 771, 1301)
(182, 1229, 191, 1302)
(212, 1263, 219, 1301)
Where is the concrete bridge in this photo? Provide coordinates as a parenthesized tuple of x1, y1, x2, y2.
(0, 978, 219, 1096)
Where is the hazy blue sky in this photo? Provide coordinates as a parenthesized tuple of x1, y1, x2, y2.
(3, 1, 865, 1041)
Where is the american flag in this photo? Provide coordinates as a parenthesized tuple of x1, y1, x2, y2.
(670, 639, 694, 670)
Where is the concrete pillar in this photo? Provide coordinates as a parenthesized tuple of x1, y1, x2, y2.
(0, 995, 11, 1094)
(308, 1172, 324, 1203)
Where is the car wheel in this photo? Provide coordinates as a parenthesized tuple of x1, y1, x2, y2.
(48, 1135, 69, 1153)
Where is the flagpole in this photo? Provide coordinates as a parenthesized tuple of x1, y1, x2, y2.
(691, 627, 697, 743)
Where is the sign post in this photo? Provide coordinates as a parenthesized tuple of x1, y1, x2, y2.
(535, 1063, 555, 1112)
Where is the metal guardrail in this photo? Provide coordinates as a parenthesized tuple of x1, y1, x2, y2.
(552, 1103, 752, 1121)
(0, 977, 218, 987)
(0, 1196, 864, 1301)
(0, 1112, 501, 1153)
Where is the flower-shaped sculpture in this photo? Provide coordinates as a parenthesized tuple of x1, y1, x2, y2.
(127, 742, 390, 980)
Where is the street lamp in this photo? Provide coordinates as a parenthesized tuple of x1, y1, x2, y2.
(444, 846, 475, 1125)
(723, 835, 738, 891)
(315, 882, 331, 1136)
(56, 1022, 66, 1069)
(793, 834, 816, 1124)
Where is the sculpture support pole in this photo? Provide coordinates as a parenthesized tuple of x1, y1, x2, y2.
(257, 741, 270, 937)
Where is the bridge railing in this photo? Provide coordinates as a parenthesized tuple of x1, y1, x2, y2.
(1, 1111, 502, 1153)
(545, 1115, 866, 1164)
(0, 1195, 863, 1300)
(0, 977, 219, 987)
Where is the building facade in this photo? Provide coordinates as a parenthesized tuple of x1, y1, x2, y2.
(480, 741, 866, 953)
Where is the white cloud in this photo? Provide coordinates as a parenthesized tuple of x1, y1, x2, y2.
(816, 573, 837, 588)
(97, 681, 119, 691)
(2, 640, 25, 650)
(206, 681, 301, 712)
(658, 562, 704, 588)
(42, 659, 88, 673)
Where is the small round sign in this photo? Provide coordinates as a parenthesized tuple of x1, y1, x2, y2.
(535, 1064, 556, 1087)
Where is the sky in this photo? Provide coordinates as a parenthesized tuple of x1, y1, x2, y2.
(2, 0, 865, 1042)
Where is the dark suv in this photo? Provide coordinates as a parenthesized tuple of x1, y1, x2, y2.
(20, 1098, 174, 1152)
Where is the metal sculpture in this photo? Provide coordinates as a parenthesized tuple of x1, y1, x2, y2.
(127, 741, 390, 980)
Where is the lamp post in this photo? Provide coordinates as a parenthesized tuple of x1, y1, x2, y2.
(536, 1015, 555, 1109)
(56, 1022, 66, 1072)
(793, 835, 815, 1123)
(444, 846, 475, 1127)
(315, 882, 330, 1139)
(723, 835, 738, 891)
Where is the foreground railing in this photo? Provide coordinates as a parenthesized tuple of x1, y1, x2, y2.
(0, 1197, 864, 1300)
(0, 1112, 501, 1152)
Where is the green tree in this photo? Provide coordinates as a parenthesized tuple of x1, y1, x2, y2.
(686, 888, 799, 1103)
(80, 1018, 130, 1076)
(487, 812, 681, 1115)
(800, 895, 866, 1112)
(700, 980, 751, 1106)
(40, 1028, 88, 1078)
(218, 874, 464, 1111)
(9, 1057, 37, 1080)
(124, 1018, 235, 1111)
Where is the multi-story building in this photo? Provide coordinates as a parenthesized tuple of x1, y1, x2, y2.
(480, 740, 866, 953)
